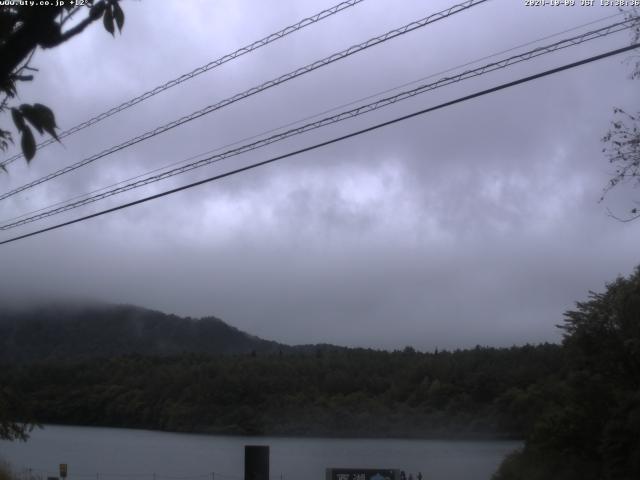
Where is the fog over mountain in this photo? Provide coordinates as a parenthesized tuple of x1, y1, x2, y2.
(0, 302, 294, 363)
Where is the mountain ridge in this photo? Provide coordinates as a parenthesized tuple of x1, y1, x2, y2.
(0, 301, 294, 362)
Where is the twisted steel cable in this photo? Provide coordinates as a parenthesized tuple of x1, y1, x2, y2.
(2, 42, 638, 246)
(0, 0, 366, 169)
(1, 10, 628, 227)
(0, 0, 490, 202)
(1, 16, 636, 231)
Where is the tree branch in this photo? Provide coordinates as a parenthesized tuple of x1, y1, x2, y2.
(606, 207, 640, 223)
(0, 2, 106, 81)
(59, 5, 83, 27)
(57, 5, 105, 44)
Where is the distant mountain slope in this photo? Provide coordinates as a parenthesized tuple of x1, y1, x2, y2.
(0, 302, 285, 362)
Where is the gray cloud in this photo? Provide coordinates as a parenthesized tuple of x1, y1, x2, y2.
(1, 0, 639, 350)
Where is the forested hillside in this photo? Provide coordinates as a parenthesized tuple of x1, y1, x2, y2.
(0, 344, 563, 438)
(0, 303, 286, 362)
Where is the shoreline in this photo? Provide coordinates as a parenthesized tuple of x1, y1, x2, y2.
(20, 422, 524, 443)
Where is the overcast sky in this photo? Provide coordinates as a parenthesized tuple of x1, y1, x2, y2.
(0, 0, 638, 350)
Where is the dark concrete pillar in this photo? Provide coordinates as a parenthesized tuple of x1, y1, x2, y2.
(244, 445, 269, 480)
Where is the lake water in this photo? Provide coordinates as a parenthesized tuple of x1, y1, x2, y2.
(0, 425, 520, 480)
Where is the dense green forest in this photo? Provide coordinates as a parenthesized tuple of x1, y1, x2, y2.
(0, 343, 563, 439)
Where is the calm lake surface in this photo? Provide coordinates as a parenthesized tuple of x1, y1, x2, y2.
(0, 425, 520, 480)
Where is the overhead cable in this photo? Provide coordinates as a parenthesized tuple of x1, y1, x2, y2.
(4, 10, 623, 227)
(0, 0, 366, 169)
(1, 42, 638, 246)
(1, 17, 636, 231)
(0, 0, 489, 202)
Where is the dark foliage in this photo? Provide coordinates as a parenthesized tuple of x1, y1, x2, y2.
(494, 267, 640, 480)
(0, 0, 125, 164)
(0, 340, 564, 439)
(0, 386, 34, 441)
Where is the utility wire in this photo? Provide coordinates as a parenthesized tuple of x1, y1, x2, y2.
(1, 17, 636, 231)
(0, 0, 489, 202)
(2, 11, 626, 227)
(1, 42, 638, 246)
(1, 17, 633, 228)
(0, 0, 366, 169)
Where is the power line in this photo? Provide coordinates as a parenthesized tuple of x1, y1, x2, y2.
(2, 11, 626, 227)
(1, 17, 636, 231)
(0, 0, 489, 202)
(1, 18, 633, 228)
(0, 0, 366, 169)
(1, 42, 637, 247)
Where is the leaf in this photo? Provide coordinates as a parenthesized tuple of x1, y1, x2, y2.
(1, 78, 17, 97)
(103, 5, 115, 36)
(32, 103, 59, 141)
(18, 104, 60, 141)
(89, 1, 106, 20)
(11, 108, 26, 131)
(21, 126, 36, 162)
(0, 128, 13, 146)
(113, 1, 125, 32)
(19, 104, 44, 135)
(12, 74, 33, 82)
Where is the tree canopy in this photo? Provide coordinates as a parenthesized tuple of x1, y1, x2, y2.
(494, 266, 640, 480)
(0, 0, 125, 165)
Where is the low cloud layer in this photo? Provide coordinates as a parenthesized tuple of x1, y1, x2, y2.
(1, 0, 638, 350)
